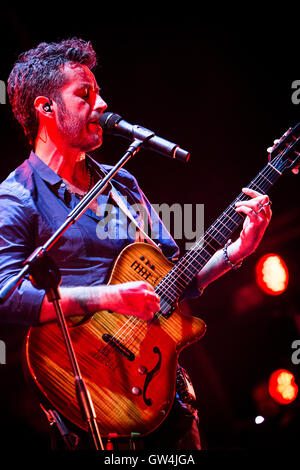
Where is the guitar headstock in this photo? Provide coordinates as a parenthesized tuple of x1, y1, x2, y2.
(267, 123, 300, 175)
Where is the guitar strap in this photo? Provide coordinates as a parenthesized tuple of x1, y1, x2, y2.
(109, 185, 162, 251)
(90, 158, 161, 251)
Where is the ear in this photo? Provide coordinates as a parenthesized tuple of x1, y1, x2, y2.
(34, 96, 55, 118)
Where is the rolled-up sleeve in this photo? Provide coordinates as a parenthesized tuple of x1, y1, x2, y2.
(0, 188, 45, 325)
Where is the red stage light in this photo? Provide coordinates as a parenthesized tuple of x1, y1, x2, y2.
(255, 254, 289, 295)
(268, 369, 298, 405)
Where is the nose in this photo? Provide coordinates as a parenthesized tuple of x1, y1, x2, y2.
(94, 93, 108, 113)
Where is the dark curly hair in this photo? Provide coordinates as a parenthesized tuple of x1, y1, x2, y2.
(7, 38, 97, 146)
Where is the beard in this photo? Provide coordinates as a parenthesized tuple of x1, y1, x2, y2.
(56, 98, 102, 152)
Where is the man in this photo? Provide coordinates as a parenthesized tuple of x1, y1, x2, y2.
(0, 38, 272, 450)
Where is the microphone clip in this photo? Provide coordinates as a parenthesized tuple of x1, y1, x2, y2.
(131, 124, 155, 143)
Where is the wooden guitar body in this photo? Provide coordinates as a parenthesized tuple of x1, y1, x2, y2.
(25, 242, 207, 437)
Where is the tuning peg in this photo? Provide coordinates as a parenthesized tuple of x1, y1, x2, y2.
(267, 138, 281, 154)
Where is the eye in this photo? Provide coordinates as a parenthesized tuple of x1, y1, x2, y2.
(81, 88, 90, 99)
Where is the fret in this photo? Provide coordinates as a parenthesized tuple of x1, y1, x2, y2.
(250, 180, 264, 192)
(158, 281, 181, 299)
(206, 225, 227, 245)
(268, 162, 282, 175)
(179, 258, 203, 279)
(163, 269, 190, 292)
(214, 216, 234, 236)
(194, 234, 218, 255)
(221, 208, 240, 227)
(159, 174, 277, 298)
(162, 258, 202, 292)
(159, 289, 177, 305)
(259, 171, 272, 185)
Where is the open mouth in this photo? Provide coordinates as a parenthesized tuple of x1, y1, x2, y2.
(89, 114, 102, 125)
(88, 120, 102, 131)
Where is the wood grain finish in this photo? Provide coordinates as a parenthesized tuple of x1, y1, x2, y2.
(25, 242, 206, 437)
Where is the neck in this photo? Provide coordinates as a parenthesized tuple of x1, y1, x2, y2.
(34, 125, 87, 186)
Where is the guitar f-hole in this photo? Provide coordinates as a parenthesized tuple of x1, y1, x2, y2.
(142, 346, 162, 406)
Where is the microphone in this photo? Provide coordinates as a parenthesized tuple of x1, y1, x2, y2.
(99, 112, 190, 163)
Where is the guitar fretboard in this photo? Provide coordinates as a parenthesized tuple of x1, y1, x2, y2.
(155, 160, 283, 308)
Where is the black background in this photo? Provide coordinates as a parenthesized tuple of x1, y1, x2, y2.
(0, 9, 300, 451)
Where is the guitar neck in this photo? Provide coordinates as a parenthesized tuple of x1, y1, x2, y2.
(156, 160, 283, 304)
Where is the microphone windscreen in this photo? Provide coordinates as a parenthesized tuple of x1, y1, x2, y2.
(99, 112, 122, 133)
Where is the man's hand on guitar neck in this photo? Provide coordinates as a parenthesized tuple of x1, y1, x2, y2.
(39, 280, 160, 324)
(233, 187, 272, 259)
(195, 188, 272, 292)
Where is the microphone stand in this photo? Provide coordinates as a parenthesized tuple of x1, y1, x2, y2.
(0, 136, 151, 450)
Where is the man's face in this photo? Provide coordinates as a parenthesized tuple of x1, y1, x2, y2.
(54, 63, 107, 152)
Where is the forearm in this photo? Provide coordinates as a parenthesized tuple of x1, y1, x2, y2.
(39, 285, 112, 324)
(196, 238, 244, 291)
(39, 280, 159, 324)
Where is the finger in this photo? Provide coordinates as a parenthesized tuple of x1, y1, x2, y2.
(261, 203, 272, 220)
(141, 307, 155, 321)
(146, 301, 160, 313)
(144, 290, 160, 303)
(151, 292, 161, 305)
(144, 298, 160, 319)
(235, 205, 263, 219)
(241, 187, 264, 198)
(236, 203, 272, 224)
(235, 194, 270, 209)
(144, 282, 155, 292)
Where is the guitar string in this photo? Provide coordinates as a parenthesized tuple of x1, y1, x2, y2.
(95, 151, 289, 359)
(97, 185, 276, 361)
(96, 158, 282, 360)
(98, 160, 281, 359)
(122, 155, 291, 355)
(147, 141, 297, 312)
(100, 134, 299, 358)
(161, 140, 296, 302)
(123, 167, 276, 346)
(157, 161, 281, 296)
(94, 129, 298, 360)
(141, 158, 283, 304)
(150, 161, 279, 306)
(95, 171, 272, 361)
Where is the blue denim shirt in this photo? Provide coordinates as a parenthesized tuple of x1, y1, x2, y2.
(0, 152, 199, 326)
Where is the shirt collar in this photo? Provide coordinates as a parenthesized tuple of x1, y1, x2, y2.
(28, 151, 105, 185)
(28, 151, 62, 186)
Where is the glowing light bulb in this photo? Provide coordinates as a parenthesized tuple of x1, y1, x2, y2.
(255, 254, 289, 295)
(255, 415, 265, 424)
(268, 369, 298, 405)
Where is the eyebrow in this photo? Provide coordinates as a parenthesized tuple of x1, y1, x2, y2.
(78, 82, 101, 93)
